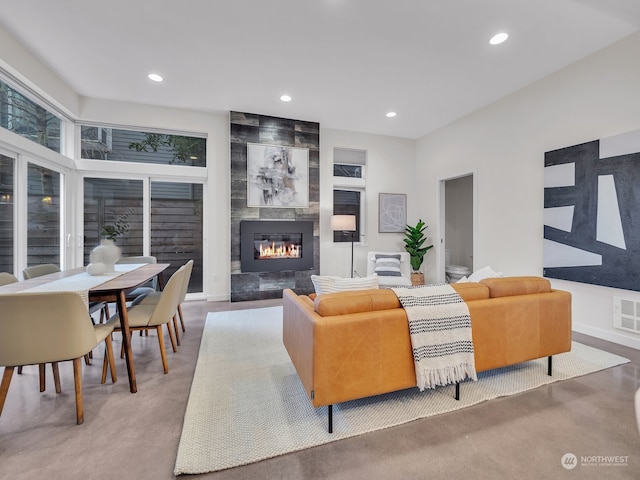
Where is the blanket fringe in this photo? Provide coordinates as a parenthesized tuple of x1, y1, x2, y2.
(416, 363, 478, 391)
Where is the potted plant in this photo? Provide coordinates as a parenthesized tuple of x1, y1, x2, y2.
(403, 219, 433, 285)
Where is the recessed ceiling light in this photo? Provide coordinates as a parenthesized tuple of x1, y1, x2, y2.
(386, 112, 397, 118)
(280, 94, 292, 102)
(148, 73, 163, 82)
(489, 32, 509, 45)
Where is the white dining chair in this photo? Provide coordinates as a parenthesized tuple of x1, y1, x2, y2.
(116, 255, 158, 301)
(0, 292, 117, 425)
(106, 264, 186, 374)
(133, 260, 194, 345)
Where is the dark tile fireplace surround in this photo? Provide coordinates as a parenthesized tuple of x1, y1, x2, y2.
(230, 111, 319, 302)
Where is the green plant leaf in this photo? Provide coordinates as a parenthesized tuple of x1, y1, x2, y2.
(403, 218, 433, 272)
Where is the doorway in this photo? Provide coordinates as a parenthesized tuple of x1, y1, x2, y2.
(439, 173, 475, 282)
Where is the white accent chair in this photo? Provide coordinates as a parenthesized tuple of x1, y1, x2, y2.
(366, 251, 412, 287)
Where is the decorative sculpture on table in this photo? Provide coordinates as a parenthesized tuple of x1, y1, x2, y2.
(87, 239, 121, 275)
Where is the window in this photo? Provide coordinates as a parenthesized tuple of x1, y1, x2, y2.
(83, 178, 143, 262)
(333, 164, 362, 178)
(80, 126, 206, 166)
(151, 181, 203, 293)
(0, 78, 61, 152)
(333, 148, 366, 243)
(83, 177, 204, 295)
(27, 163, 60, 267)
(333, 189, 361, 242)
(0, 154, 14, 273)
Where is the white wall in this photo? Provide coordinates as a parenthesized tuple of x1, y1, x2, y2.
(0, 25, 80, 117)
(417, 32, 640, 349)
(320, 128, 416, 278)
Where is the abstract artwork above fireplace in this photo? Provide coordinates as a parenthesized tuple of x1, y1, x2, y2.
(247, 143, 309, 208)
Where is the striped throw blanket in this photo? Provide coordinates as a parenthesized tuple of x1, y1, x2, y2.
(392, 284, 477, 391)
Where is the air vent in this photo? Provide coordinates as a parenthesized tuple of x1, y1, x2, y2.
(613, 296, 640, 334)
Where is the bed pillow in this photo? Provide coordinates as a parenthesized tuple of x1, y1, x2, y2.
(373, 254, 402, 277)
(467, 266, 503, 282)
(311, 275, 379, 296)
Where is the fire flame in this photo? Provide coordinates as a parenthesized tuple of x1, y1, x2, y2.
(258, 242, 301, 259)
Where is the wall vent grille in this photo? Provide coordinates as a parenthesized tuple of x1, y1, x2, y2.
(613, 296, 640, 335)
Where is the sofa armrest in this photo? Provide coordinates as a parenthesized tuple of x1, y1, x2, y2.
(283, 289, 316, 401)
(283, 289, 416, 407)
(467, 289, 572, 372)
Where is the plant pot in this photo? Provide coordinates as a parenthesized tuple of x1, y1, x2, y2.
(411, 272, 424, 286)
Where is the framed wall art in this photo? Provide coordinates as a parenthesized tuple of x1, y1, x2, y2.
(246, 143, 309, 208)
(543, 128, 640, 291)
(379, 193, 407, 233)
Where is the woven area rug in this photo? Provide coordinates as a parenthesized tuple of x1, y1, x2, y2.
(174, 306, 629, 475)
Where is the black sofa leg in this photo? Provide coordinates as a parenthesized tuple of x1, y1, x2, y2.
(455, 382, 460, 400)
(548, 356, 552, 376)
(328, 404, 333, 433)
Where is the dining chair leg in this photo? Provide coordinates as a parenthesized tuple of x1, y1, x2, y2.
(178, 304, 186, 333)
(84, 354, 91, 365)
(72, 357, 84, 425)
(39, 363, 46, 392)
(52, 362, 61, 394)
(0, 366, 14, 416)
(172, 314, 181, 346)
(101, 354, 108, 385)
(101, 335, 117, 384)
(99, 303, 111, 324)
(156, 326, 169, 374)
(166, 322, 177, 353)
(17, 366, 23, 375)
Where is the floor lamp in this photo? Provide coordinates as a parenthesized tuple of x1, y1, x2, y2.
(331, 214, 357, 278)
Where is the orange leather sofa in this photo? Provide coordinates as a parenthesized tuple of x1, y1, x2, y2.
(282, 276, 572, 432)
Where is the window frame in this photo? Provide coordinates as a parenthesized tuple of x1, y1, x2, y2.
(333, 163, 366, 244)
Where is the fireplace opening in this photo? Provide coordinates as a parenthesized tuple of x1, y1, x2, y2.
(241, 220, 313, 273)
(254, 233, 302, 260)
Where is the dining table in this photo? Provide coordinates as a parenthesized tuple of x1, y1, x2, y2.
(0, 263, 170, 394)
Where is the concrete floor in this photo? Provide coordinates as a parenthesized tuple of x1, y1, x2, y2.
(0, 298, 639, 480)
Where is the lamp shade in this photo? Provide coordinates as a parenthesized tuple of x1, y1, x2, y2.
(330, 215, 356, 232)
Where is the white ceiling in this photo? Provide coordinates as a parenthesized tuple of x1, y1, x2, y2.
(0, 0, 639, 139)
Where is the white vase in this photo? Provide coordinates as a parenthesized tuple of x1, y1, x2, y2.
(86, 262, 106, 276)
(91, 239, 122, 273)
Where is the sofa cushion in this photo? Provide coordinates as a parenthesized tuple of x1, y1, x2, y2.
(314, 288, 401, 316)
(480, 276, 551, 298)
(311, 275, 379, 296)
(373, 254, 402, 276)
(450, 282, 490, 301)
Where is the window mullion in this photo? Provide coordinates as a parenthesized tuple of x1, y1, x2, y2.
(143, 178, 151, 256)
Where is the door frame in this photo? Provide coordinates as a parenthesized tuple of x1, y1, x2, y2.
(437, 170, 477, 283)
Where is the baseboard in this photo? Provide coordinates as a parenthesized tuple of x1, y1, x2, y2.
(206, 293, 230, 302)
(573, 322, 640, 350)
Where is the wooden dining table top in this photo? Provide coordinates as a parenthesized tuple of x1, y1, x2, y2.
(0, 263, 170, 294)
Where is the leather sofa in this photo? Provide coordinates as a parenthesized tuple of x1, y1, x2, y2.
(282, 276, 572, 432)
